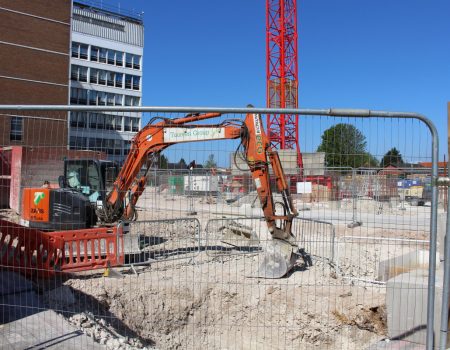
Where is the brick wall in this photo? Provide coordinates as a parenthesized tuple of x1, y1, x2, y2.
(0, 0, 71, 147)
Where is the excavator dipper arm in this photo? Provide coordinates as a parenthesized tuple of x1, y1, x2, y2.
(238, 113, 298, 240)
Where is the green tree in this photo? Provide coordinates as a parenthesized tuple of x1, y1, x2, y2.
(380, 147, 404, 168)
(159, 154, 168, 169)
(178, 158, 187, 169)
(317, 123, 377, 168)
(204, 154, 217, 169)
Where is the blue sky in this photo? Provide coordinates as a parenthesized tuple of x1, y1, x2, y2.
(113, 0, 449, 165)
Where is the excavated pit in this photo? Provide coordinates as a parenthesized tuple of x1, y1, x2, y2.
(64, 248, 388, 350)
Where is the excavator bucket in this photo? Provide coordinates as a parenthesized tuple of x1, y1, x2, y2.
(256, 239, 302, 279)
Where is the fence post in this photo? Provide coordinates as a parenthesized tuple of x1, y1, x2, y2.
(439, 107, 450, 349)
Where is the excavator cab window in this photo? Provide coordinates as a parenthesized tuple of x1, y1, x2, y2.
(65, 160, 102, 200)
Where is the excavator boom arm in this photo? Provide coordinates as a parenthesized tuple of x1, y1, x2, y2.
(101, 112, 297, 245)
(100, 113, 241, 222)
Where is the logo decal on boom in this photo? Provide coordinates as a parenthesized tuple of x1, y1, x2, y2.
(253, 114, 264, 154)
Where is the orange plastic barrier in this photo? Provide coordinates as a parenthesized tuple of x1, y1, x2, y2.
(0, 219, 124, 278)
(0, 219, 64, 278)
(53, 225, 124, 273)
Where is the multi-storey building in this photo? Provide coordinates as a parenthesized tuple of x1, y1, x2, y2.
(0, 0, 72, 146)
(69, 1, 144, 162)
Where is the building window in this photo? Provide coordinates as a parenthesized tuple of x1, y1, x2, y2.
(133, 76, 140, 90)
(90, 68, 122, 88)
(105, 115, 113, 130)
(10, 117, 23, 141)
(125, 74, 132, 89)
(116, 52, 123, 66)
(125, 53, 141, 70)
(124, 117, 140, 132)
(71, 65, 88, 82)
(99, 70, 107, 85)
(70, 87, 88, 105)
(88, 138, 104, 152)
(115, 73, 123, 88)
(115, 94, 123, 106)
(98, 138, 122, 155)
(105, 139, 114, 155)
(107, 93, 115, 106)
(107, 50, 115, 65)
(75, 89, 123, 106)
(70, 112, 87, 128)
(89, 113, 97, 129)
(90, 45, 125, 67)
(125, 53, 133, 68)
(114, 139, 122, 155)
(124, 95, 140, 107)
(91, 46, 99, 61)
(89, 113, 105, 129)
(114, 116, 122, 130)
(133, 55, 141, 69)
(124, 117, 131, 132)
(89, 90, 98, 105)
(99, 92, 107, 106)
(124, 75, 140, 90)
(71, 42, 88, 60)
(90, 68, 98, 84)
(123, 140, 131, 155)
(69, 136, 87, 150)
(99, 48, 107, 63)
(106, 71, 114, 86)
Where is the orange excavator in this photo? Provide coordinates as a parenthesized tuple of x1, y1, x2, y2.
(21, 110, 309, 278)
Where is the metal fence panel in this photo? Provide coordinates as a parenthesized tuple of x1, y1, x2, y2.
(0, 105, 440, 350)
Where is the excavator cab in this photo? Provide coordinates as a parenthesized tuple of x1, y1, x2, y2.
(21, 159, 119, 231)
(60, 159, 119, 205)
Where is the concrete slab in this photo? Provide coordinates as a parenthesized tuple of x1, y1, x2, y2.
(378, 250, 434, 282)
(366, 339, 425, 349)
(386, 268, 449, 347)
(0, 310, 105, 349)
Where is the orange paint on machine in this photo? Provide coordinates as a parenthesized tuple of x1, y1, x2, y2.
(22, 188, 50, 223)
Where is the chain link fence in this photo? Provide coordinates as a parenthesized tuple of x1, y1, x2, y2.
(0, 105, 444, 349)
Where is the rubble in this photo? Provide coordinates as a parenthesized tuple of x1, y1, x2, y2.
(68, 312, 153, 350)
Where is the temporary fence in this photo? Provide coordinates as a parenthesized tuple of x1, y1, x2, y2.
(0, 105, 444, 350)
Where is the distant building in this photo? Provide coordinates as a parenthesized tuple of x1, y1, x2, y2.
(69, 1, 144, 162)
(231, 150, 325, 176)
(378, 165, 404, 177)
(418, 162, 448, 177)
(0, 0, 72, 146)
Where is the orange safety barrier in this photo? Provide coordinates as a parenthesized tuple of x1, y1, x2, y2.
(0, 219, 124, 278)
(0, 219, 64, 278)
(53, 225, 124, 273)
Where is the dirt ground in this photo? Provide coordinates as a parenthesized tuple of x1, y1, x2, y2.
(61, 189, 432, 349)
(2, 188, 433, 349)
(66, 250, 387, 350)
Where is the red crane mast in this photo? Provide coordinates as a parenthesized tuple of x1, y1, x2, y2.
(266, 0, 303, 172)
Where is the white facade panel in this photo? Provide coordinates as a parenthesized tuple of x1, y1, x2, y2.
(72, 7, 144, 47)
